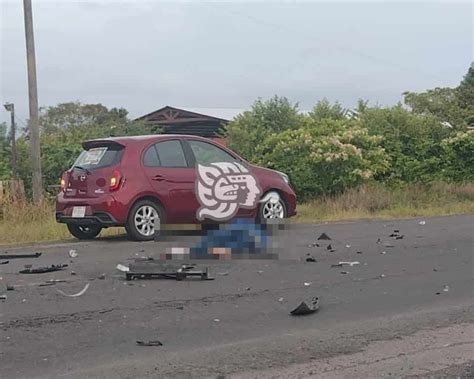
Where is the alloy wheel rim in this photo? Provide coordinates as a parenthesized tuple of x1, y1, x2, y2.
(262, 200, 285, 219)
(134, 205, 159, 236)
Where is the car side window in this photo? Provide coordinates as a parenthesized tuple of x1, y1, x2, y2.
(143, 140, 188, 167)
(155, 140, 188, 167)
(188, 140, 237, 165)
(143, 145, 160, 167)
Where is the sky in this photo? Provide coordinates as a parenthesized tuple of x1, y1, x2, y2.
(0, 0, 472, 127)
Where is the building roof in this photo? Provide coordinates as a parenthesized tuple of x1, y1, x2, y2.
(136, 106, 229, 138)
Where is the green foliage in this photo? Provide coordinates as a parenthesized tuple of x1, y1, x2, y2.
(226, 96, 303, 161)
(309, 99, 348, 122)
(0, 122, 11, 179)
(257, 118, 389, 201)
(403, 63, 474, 128)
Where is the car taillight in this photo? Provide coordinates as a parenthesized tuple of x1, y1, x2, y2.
(110, 170, 122, 191)
(60, 172, 69, 192)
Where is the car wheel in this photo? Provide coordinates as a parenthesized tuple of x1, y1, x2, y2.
(67, 224, 102, 240)
(258, 191, 287, 221)
(126, 200, 164, 241)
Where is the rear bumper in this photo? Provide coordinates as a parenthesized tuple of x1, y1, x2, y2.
(55, 212, 119, 226)
(55, 193, 125, 226)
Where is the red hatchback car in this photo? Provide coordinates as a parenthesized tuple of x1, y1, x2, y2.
(56, 135, 297, 241)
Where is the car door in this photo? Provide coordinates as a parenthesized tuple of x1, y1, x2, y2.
(185, 139, 256, 220)
(142, 139, 198, 223)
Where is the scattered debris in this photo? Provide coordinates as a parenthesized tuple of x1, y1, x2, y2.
(304, 282, 312, 286)
(356, 251, 363, 254)
(290, 297, 319, 316)
(0, 294, 7, 300)
(176, 306, 184, 310)
(56, 283, 90, 297)
(433, 268, 438, 272)
(245, 287, 251, 291)
(19, 264, 68, 274)
(339, 261, 360, 267)
(278, 297, 284, 302)
(217, 272, 229, 276)
(68, 249, 78, 258)
(213, 319, 220, 322)
(307, 243, 319, 248)
(345, 244, 351, 248)
(136, 340, 163, 347)
(326, 244, 333, 251)
(376, 238, 381, 244)
(419, 220, 426, 225)
(98, 309, 114, 314)
(97, 273, 106, 280)
(435, 292, 441, 295)
(6, 285, 14, 291)
(379, 274, 386, 278)
(381, 251, 387, 255)
(46, 279, 68, 284)
(389, 230, 404, 239)
(116, 264, 130, 273)
(340, 271, 350, 274)
(305, 254, 316, 262)
(0, 252, 42, 259)
(317, 233, 331, 240)
(443, 285, 450, 292)
(0, 260, 9, 265)
(257, 270, 264, 274)
(331, 263, 343, 268)
(125, 263, 214, 281)
(381, 242, 395, 248)
(71, 271, 77, 276)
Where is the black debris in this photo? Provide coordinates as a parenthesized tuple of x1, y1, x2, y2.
(290, 297, 320, 316)
(19, 264, 68, 274)
(0, 260, 9, 265)
(340, 271, 350, 274)
(435, 292, 441, 295)
(136, 340, 163, 347)
(317, 233, 331, 240)
(0, 294, 7, 300)
(305, 254, 317, 262)
(389, 230, 404, 239)
(6, 285, 14, 291)
(356, 251, 363, 254)
(0, 252, 42, 259)
(331, 263, 343, 268)
(327, 244, 333, 250)
(376, 238, 381, 244)
(97, 273, 106, 280)
(125, 263, 214, 281)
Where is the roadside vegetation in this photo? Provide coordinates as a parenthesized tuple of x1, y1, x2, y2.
(0, 64, 472, 244)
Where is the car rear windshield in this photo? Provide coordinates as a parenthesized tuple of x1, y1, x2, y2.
(73, 144, 124, 170)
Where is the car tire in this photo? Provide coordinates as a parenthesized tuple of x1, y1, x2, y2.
(126, 200, 164, 241)
(67, 224, 102, 240)
(258, 191, 287, 221)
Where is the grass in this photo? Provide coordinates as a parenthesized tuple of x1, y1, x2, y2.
(0, 182, 473, 245)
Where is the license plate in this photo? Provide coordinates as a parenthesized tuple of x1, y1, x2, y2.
(72, 206, 86, 218)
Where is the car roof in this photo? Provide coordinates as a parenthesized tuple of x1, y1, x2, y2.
(84, 134, 213, 147)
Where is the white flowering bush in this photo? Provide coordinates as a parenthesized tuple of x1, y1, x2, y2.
(256, 118, 390, 200)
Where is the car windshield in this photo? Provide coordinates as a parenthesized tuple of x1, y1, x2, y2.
(73, 145, 123, 170)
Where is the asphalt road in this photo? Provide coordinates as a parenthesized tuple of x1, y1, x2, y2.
(1, 214, 473, 378)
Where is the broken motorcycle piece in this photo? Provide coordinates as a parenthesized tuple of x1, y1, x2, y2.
(317, 233, 331, 240)
(290, 297, 320, 316)
(125, 262, 214, 281)
(19, 264, 68, 274)
(136, 340, 163, 347)
(0, 252, 42, 259)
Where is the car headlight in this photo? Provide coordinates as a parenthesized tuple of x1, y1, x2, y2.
(278, 172, 289, 184)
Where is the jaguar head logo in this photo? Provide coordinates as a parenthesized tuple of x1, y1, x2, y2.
(196, 162, 261, 221)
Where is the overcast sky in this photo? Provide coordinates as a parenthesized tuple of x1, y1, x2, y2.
(0, 0, 472, 126)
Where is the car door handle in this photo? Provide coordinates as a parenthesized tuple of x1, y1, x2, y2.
(152, 174, 165, 181)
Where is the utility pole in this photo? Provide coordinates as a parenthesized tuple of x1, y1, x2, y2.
(23, 0, 43, 203)
(3, 103, 18, 180)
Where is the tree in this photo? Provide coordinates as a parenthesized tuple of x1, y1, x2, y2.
(226, 96, 303, 161)
(457, 63, 474, 109)
(0, 122, 11, 179)
(309, 98, 348, 122)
